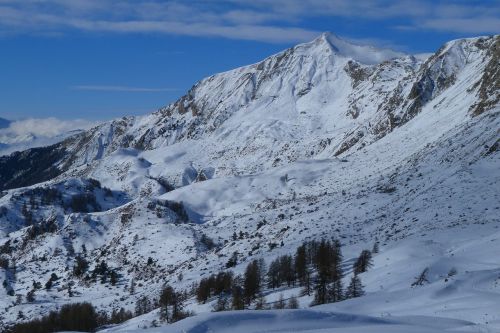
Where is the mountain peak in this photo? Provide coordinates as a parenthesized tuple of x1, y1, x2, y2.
(309, 32, 404, 65)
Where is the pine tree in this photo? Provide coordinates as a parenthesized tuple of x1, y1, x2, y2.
(243, 260, 261, 304)
(311, 239, 344, 305)
(159, 284, 188, 323)
(129, 278, 136, 294)
(329, 279, 344, 303)
(197, 277, 211, 304)
(267, 258, 280, 289)
(135, 295, 152, 316)
(110, 270, 118, 286)
(26, 289, 35, 302)
(312, 240, 333, 305)
(353, 250, 372, 274)
(346, 274, 364, 298)
(287, 295, 299, 309)
(213, 294, 230, 312)
(226, 251, 238, 268)
(280, 255, 295, 287)
(45, 279, 53, 290)
(231, 285, 245, 310)
(273, 293, 286, 309)
(295, 245, 308, 285)
(215, 271, 233, 295)
(254, 294, 267, 310)
(73, 255, 89, 277)
(159, 284, 175, 321)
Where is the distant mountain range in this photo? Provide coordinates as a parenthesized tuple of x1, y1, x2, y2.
(0, 117, 92, 156)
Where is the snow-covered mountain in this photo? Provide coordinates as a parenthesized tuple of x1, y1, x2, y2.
(0, 33, 498, 332)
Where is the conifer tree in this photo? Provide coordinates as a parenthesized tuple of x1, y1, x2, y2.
(273, 293, 286, 309)
(353, 250, 372, 274)
(254, 294, 267, 310)
(287, 295, 299, 309)
(346, 274, 364, 298)
(159, 284, 188, 323)
(231, 285, 245, 310)
(295, 244, 308, 285)
(213, 294, 230, 312)
(243, 259, 261, 304)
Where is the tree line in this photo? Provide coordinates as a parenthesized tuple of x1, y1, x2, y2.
(6, 302, 132, 333)
(195, 238, 375, 310)
(6, 238, 377, 332)
(6, 282, 190, 333)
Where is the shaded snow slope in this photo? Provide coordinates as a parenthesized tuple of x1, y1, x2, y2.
(110, 310, 478, 333)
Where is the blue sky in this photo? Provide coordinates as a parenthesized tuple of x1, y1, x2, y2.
(0, 0, 498, 121)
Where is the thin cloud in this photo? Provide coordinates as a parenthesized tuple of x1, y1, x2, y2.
(72, 85, 179, 92)
(0, 117, 95, 141)
(420, 17, 500, 34)
(0, 116, 97, 156)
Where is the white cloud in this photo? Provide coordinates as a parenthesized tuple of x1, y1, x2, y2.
(0, 117, 97, 156)
(0, 0, 497, 42)
(419, 17, 500, 34)
(0, 117, 95, 142)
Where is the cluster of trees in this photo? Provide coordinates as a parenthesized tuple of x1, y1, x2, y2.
(132, 284, 190, 322)
(6, 234, 378, 331)
(309, 239, 344, 304)
(159, 284, 191, 323)
(199, 233, 216, 250)
(25, 217, 58, 240)
(147, 199, 189, 222)
(73, 257, 118, 285)
(73, 255, 89, 277)
(135, 295, 155, 316)
(8, 285, 189, 332)
(24, 187, 63, 207)
(68, 193, 101, 213)
(195, 239, 375, 310)
(14, 179, 113, 224)
(0, 256, 8, 269)
(0, 239, 12, 255)
(44, 273, 59, 290)
(196, 271, 233, 303)
(90, 260, 119, 285)
(6, 302, 132, 333)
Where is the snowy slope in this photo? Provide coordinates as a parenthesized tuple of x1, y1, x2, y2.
(0, 33, 498, 331)
(99, 222, 500, 332)
(107, 310, 479, 333)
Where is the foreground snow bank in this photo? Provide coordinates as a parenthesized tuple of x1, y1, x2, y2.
(101, 309, 477, 333)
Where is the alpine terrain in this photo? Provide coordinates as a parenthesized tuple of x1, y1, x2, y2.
(0, 32, 499, 332)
